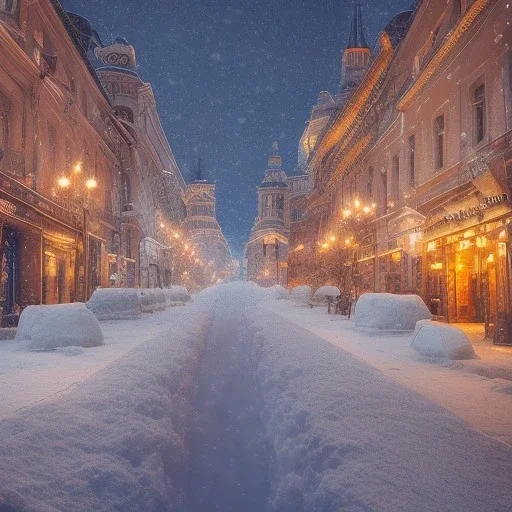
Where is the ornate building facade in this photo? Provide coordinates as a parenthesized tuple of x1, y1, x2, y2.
(183, 162, 234, 290)
(0, 0, 215, 326)
(288, 0, 512, 341)
(245, 143, 309, 287)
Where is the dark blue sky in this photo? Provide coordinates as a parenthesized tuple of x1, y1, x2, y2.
(64, 0, 411, 258)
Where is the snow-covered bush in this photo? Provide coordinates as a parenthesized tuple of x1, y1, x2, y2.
(86, 288, 142, 320)
(16, 303, 104, 350)
(290, 285, 311, 304)
(411, 320, 476, 360)
(354, 293, 431, 331)
(137, 288, 158, 313)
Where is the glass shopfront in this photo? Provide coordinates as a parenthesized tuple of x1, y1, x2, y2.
(424, 219, 510, 329)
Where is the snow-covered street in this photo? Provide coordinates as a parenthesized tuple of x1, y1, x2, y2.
(1, 283, 512, 511)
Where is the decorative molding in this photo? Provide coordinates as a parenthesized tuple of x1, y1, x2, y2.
(397, 0, 492, 110)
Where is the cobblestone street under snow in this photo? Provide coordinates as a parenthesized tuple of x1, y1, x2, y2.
(1, 283, 512, 511)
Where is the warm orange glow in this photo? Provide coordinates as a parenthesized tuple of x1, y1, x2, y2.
(173, 232, 180, 239)
(487, 253, 495, 263)
(456, 263, 464, 271)
(184, 244, 189, 251)
(85, 178, 97, 190)
(354, 199, 360, 208)
(499, 229, 507, 240)
(458, 240, 472, 251)
(363, 206, 371, 214)
(342, 209, 352, 219)
(345, 238, 351, 246)
(430, 262, 443, 270)
(476, 236, 487, 248)
(73, 162, 83, 174)
(322, 243, 329, 249)
(330, 235, 336, 242)
(426, 241, 437, 252)
(58, 176, 71, 188)
(160, 223, 165, 228)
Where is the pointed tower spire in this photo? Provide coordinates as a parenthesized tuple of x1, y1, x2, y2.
(338, 0, 371, 98)
(347, 0, 368, 49)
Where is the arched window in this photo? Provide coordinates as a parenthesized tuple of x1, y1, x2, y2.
(114, 106, 134, 123)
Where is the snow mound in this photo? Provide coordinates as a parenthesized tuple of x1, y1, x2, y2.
(16, 303, 104, 350)
(290, 285, 311, 304)
(137, 289, 158, 313)
(266, 285, 289, 299)
(152, 289, 167, 311)
(411, 320, 477, 360)
(354, 293, 431, 331)
(314, 285, 340, 298)
(86, 288, 142, 320)
(163, 286, 191, 304)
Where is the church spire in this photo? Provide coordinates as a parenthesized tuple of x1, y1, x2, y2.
(347, 0, 368, 49)
(339, 0, 371, 96)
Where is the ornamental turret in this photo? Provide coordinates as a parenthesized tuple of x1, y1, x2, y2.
(338, 0, 371, 100)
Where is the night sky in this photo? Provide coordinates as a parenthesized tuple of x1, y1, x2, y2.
(63, 0, 412, 258)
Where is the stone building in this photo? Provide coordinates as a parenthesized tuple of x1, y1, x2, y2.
(183, 160, 234, 290)
(0, 1, 195, 326)
(0, 0, 127, 326)
(245, 143, 309, 287)
(92, 35, 187, 288)
(289, 0, 512, 341)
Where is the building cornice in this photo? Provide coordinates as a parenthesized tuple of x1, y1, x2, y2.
(397, 0, 492, 111)
(312, 32, 394, 170)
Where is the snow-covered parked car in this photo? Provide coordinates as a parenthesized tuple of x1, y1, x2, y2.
(16, 303, 104, 350)
(163, 286, 191, 305)
(354, 293, 431, 332)
(86, 288, 142, 320)
(152, 289, 167, 311)
(137, 289, 159, 313)
(290, 285, 311, 304)
(310, 285, 341, 308)
(265, 285, 289, 300)
(411, 320, 476, 360)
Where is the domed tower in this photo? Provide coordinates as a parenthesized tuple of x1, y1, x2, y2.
(183, 159, 233, 285)
(338, 0, 371, 102)
(245, 142, 289, 287)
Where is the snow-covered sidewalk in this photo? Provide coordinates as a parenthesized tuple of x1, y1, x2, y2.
(1, 283, 511, 511)
(0, 303, 213, 511)
(0, 305, 202, 420)
(265, 299, 512, 446)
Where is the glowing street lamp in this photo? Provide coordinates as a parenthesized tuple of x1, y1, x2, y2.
(85, 177, 97, 190)
(57, 176, 71, 188)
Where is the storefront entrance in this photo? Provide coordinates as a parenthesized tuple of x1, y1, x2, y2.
(43, 240, 76, 305)
(424, 221, 510, 328)
(0, 225, 19, 326)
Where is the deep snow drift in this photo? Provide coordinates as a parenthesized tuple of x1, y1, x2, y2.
(1, 282, 511, 512)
